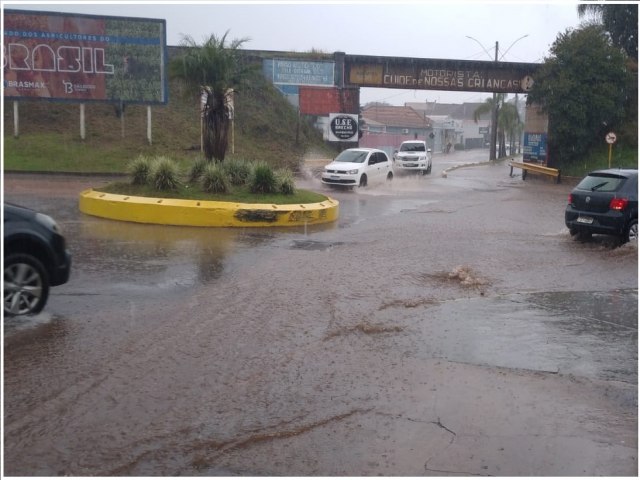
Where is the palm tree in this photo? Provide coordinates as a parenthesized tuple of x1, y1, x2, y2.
(169, 32, 253, 162)
(499, 101, 522, 157)
(474, 94, 522, 158)
(473, 94, 504, 159)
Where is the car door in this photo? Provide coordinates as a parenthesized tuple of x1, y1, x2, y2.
(374, 152, 391, 182)
(365, 151, 380, 183)
(370, 152, 388, 183)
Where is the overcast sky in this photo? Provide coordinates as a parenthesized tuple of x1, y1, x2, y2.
(5, 1, 588, 105)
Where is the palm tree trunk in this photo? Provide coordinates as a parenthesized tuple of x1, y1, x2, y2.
(202, 90, 230, 162)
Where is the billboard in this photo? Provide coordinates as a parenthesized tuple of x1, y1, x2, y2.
(272, 59, 334, 86)
(299, 86, 359, 116)
(523, 132, 548, 163)
(3, 9, 167, 104)
(345, 55, 538, 94)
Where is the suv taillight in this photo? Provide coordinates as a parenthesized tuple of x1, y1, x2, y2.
(568, 193, 573, 205)
(610, 198, 629, 211)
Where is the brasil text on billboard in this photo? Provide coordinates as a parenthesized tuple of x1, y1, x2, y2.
(3, 9, 167, 104)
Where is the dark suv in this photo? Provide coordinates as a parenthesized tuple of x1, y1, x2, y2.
(565, 168, 638, 243)
(4, 203, 72, 316)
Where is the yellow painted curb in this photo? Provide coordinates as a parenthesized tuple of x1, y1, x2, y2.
(79, 189, 339, 227)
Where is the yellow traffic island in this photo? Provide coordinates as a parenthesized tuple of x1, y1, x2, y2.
(79, 189, 339, 228)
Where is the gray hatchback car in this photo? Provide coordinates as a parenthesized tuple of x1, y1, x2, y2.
(565, 168, 638, 243)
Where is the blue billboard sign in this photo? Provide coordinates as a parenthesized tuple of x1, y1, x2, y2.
(523, 132, 548, 163)
(269, 59, 334, 87)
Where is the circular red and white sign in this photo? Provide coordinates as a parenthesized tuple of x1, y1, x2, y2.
(606, 132, 617, 144)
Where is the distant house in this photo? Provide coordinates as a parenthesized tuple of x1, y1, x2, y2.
(359, 104, 431, 157)
(407, 102, 491, 151)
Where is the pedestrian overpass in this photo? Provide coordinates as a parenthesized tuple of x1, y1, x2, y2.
(258, 51, 543, 161)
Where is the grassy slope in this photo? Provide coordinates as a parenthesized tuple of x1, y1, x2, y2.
(3, 69, 336, 174)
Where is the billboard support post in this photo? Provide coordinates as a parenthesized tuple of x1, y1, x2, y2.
(80, 104, 86, 140)
(13, 102, 19, 138)
(147, 106, 152, 145)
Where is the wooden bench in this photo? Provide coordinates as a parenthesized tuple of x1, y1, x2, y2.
(509, 161, 561, 184)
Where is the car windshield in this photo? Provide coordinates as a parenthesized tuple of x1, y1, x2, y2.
(400, 143, 425, 152)
(334, 150, 368, 163)
(577, 174, 626, 192)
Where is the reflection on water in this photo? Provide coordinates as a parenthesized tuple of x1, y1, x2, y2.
(414, 289, 638, 384)
(73, 215, 341, 290)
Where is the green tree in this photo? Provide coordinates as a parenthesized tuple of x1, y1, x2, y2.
(526, 25, 628, 165)
(169, 32, 255, 162)
(578, 2, 637, 147)
(577, 2, 638, 59)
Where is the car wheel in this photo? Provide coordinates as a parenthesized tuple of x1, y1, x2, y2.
(426, 162, 432, 174)
(625, 219, 638, 243)
(359, 174, 368, 188)
(386, 172, 393, 181)
(4, 253, 50, 316)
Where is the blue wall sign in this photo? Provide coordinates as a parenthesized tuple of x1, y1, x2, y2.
(523, 132, 548, 163)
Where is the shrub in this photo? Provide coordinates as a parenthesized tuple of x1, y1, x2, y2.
(224, 158, 252, 186)
(201, 163, 229, 193)
(149, 156, 180, 191)
(188, 157, 209, 184)
(277, 169, 296, 195)
(128, 155, 151, 185)
(249, 162, 278, 194)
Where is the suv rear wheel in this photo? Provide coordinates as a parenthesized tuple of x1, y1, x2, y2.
(4, 253, 50, 316)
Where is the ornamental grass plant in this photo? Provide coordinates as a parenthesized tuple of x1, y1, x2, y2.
(249, 162, 278, 194)
(149, 156, 181, 191)
(116, 155, 322, 203)
(128, 155, 152, 185)
(201, 163, 229, 194)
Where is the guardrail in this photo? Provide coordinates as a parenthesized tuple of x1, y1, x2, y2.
(509, 161, 561, 184)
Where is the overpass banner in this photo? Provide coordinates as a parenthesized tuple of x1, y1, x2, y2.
(3, 9, 167, 104)
(345, 54, 537, 94)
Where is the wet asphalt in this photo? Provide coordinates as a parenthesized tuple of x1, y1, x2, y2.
(3, 150, 638, 476)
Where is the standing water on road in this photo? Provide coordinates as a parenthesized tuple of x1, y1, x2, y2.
(4, 151, 637, 476)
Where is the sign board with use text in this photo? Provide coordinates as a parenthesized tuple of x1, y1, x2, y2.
(328, 113, 358, 142)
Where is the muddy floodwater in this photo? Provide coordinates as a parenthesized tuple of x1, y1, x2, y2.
(3, 151, 638, 476)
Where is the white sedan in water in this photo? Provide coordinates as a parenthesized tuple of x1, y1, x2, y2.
(321, 148, 393, 188)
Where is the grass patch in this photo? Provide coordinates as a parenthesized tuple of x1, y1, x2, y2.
(97, 181, 328, 204)
(560, 144, 638, 177)
(3, 67, 338, 174)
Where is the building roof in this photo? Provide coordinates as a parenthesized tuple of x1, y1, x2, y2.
(361, 104, 430, 129)
(406, 101, 491, 121)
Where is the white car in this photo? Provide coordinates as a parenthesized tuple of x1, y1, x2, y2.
(393, 140, 432, 175)
(321, 148, 393, 188)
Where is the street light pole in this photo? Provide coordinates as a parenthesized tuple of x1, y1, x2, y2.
(465, 35, 498, 160)
(490, 41, 499, 161)
(465, 35, 528, 161)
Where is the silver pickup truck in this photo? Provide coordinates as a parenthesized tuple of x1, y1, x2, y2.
(393, 140, 432, 175)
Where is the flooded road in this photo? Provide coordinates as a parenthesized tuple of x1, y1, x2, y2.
(4, 151, 637, 476)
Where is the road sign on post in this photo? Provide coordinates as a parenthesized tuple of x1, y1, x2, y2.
(606, 131, 617, 168)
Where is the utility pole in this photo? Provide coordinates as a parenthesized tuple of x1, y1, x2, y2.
(465, 35, 528, 161)
(490, 41, 499, 161)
